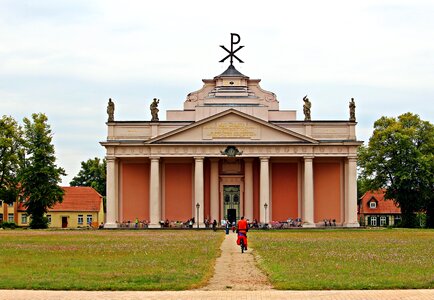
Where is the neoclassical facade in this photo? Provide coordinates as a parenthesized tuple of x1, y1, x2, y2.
(101, 64, 362, 228)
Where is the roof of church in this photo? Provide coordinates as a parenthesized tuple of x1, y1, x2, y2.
(215, 64, 248, 78)
(18, 186, 103, 212)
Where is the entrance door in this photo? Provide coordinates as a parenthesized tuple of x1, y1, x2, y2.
(62, 217, 68, 228)
(223, 185, 240, 224)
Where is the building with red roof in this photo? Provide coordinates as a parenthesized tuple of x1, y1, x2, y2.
(3, 186, 105, 228)
(358, 189, 401, 226)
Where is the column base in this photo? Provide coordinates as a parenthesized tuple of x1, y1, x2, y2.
(302, 222, 316, 228)
(148, 223, 162, 229)
(104, 222, 118, 229)
(343, 222, 360, 228)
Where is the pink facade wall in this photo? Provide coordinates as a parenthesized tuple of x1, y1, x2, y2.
(164, 163, 193, 221)
(271, 163, 298, 221)
(314, 161, 341, 223)
(121, 162, 150, 222)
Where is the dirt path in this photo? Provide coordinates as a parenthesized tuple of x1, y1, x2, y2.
(199, 231, 272, 291)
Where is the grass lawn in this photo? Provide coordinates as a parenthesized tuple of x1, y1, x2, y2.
(250, 228, 434, 290)
(0, 230, 223, 290)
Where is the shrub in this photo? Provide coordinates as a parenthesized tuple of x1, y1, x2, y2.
(1, 222, 17, 229)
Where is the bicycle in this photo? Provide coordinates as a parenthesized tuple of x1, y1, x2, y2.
(240, 236, 246, 253)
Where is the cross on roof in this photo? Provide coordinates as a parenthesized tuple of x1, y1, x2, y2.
(219, 33, 244, 66)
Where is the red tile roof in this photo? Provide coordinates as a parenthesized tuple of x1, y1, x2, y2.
(359, 189, 401, 214)
(18, 187, 102, 212)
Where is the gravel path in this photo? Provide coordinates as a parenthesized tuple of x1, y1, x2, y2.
(198, 231, 272, 291)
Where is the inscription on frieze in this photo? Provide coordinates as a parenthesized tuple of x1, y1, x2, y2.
(203, 122, 260, 139)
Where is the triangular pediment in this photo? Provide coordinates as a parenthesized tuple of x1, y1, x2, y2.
(147, 109, 317, 144)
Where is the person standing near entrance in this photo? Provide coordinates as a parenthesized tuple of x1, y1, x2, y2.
(237, 216, 248, 250)
(225, 219, 230, 234)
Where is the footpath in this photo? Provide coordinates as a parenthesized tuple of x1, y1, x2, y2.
(0, 231, 433, 300)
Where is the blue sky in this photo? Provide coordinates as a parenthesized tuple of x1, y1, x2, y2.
(1, 0, 433, 184)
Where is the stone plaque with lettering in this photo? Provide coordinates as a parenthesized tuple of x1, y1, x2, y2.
(203, 121, 260, 140)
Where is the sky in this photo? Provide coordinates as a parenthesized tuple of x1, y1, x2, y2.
(1, 0, 433, 185)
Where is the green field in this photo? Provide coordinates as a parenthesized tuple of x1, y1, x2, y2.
(250, 229, 434, 290)
(0, 229, 433, 291)
(0, 230, 223, 290)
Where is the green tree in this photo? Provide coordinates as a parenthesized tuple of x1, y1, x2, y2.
(0, 116, 23, 204)
(358, 113, 434, 228)
(20, 113, 66, 229)
(70, 157, 106, 197)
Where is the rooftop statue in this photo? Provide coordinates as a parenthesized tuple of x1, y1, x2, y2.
(303, 95, 311, 121)
(349, 98, 356, 122)
(150, 98, 160, 121)
(107, 98, 115, 122)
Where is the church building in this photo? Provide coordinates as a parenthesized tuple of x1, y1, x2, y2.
(101, 35, 362, 228)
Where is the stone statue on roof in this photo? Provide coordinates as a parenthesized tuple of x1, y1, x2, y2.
(303, 95, 311, 121)
(150, 98, 160, 121)
(107, 98, 115, 122)
(349, 98, 356, 122)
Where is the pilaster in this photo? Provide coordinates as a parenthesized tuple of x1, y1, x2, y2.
(344, 157, 360, 227)
(104, 156, 118, 228)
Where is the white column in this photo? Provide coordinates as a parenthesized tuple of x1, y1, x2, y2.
(210, 159, 219, 223)
(260, 157, 270, 224)
(149, 157, 161, 228)
(302, 156, 315, 227)
(244, 158, 254, 221)
(194, 157, 204, 227)
(104, 157, 118, 228)
(344, 157, 360, 227)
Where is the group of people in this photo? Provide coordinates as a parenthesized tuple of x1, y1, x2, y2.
(324, 219, 337, 226)
(119, 219, 149, 228)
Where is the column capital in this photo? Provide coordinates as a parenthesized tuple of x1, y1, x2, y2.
(259, 156, 270, 161)
(105, 156, 117, 161)
(303, 156, 314, 160)
(149, 156, 160, 161)
(347, 156, 357, 162)
(194, 156, 204, 161)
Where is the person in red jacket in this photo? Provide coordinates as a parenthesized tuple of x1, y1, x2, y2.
(237, 216, 248, 250)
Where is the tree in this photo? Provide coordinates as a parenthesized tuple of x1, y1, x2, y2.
(19, 113, 66, 229)
(0, 116, 23, 204)
(70, 157, 106, 197)
(358, 113, 434, 228)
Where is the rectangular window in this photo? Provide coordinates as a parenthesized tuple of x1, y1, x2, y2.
(87, 215, 92, 225)
(8, 213, 14, 222)
(47, 215, 51, 223)
(21, 214, 28, 224)
(0, 213, 3, 221)
(369, 202, 377, 209)
(370, 217, 377, 226)
(380, 216, 387, 226)
(78, 215, 83, 225)
(0, 200, 3, 206)
(8, 202, 13, 207)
